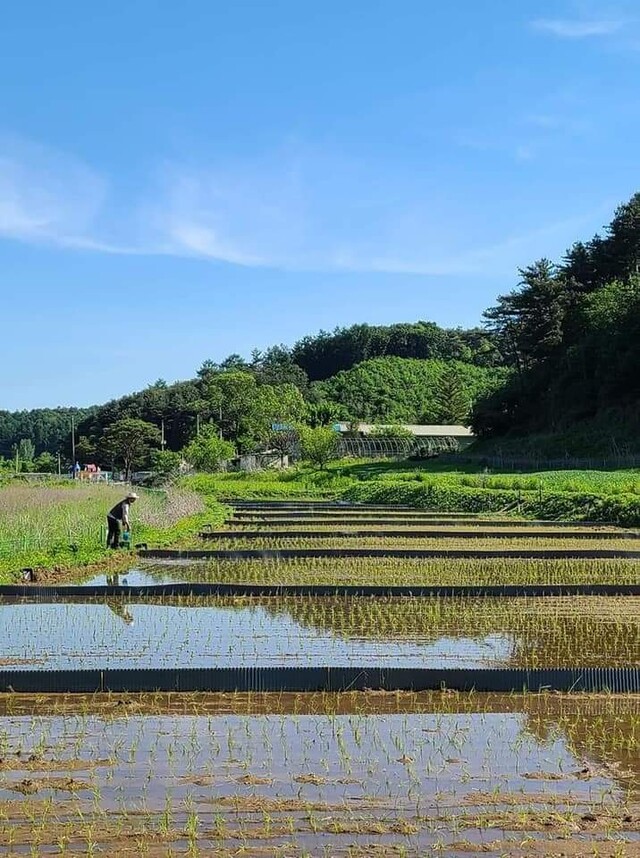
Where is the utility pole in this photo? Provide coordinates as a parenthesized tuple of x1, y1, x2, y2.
(196, 413, 201, 436)
(15, 447, 19, 474)
(161, 419, 166, 450)
(57, 451, 61, 476)
(71, 415, 76, 476)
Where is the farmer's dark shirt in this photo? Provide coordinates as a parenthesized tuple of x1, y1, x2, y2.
(108, 501, 129, 522)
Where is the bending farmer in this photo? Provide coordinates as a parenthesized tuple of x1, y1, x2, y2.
(106, 492, 138, 548)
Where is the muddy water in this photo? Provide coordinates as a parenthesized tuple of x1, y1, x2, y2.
(0, 703, 638, 855)
(0, 595, 637, 670)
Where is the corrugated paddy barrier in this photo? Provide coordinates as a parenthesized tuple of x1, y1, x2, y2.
(1, 666, 638, 693)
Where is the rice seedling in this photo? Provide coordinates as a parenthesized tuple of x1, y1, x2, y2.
(141, 555, 640, 587)
(0, 694, 637, 854)
(193, 534, 640, 551)
(228, 517, 625, 530)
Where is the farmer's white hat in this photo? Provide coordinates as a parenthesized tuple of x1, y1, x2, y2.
(126, 492, 139, 500)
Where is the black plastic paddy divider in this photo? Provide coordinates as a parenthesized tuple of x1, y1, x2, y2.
(1, 666, 637, 694)
(231, 510, 483, 518)
(140, 547, 640, 560)
(227, 502, 428, 511)
(3, 582, 639, 599)
(202, 528, 639, 541)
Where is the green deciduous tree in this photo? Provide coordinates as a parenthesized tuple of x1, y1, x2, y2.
(182, 427, 236, 472)
(75, 435, 96, 464)
(299, 426, 339, 469)
(203, 371, 306, 451)
(100, 418, 161, 481)
(149, 449, 182, 482)
(16, 438, 35, 469)
(33, 451, 57, 473)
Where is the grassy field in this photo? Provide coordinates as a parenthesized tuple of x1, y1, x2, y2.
(0, 482, 225, 583)
(185, 457, 640, 496)
(184, 458, 640, 525)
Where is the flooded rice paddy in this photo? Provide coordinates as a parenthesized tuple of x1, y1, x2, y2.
(87, 556, 640, 587)
(0, 594, 638, 670)
(1, 501, 639, 854)
(188, 535, 640, 551)
(0, 693, 638, 855)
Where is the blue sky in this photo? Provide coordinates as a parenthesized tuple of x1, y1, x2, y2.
(1, 0, 639, 409)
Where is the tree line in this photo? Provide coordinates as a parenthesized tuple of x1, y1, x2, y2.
(0, 321, 505, 472)
(474, 192, 640, 454)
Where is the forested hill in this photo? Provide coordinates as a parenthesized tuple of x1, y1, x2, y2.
(0, 320, 505, 460)
(291, 322, 502, 380)
(473, 193, 640, 455)
(4, 193, 640, 462)
(0, 408, 94, 462)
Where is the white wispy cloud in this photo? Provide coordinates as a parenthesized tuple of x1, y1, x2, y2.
(147, 160, 308, 267)
(0, 133, 609, 279)
(531, 17, 624, 38)
(0, 136, 109, 248)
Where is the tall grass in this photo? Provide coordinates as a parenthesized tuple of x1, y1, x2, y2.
(0, 483, 206, 581)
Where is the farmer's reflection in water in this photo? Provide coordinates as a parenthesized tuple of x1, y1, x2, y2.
(105, 572, 134, 624)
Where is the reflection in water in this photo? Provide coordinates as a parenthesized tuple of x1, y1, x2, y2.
(104, 573, 135, 624)
(262, 595, 640, 669)
(0, 701, 637, 854)
(105, 600, 134, 625)
(523, 700, 640, 791)
(0, 595, 636, 670)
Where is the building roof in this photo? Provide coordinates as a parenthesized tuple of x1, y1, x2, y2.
(333, 423, 474, 437)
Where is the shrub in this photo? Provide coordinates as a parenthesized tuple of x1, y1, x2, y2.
(182, 428, 236, 472)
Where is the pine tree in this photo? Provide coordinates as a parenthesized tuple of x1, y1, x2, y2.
(432, 367, 471, 424)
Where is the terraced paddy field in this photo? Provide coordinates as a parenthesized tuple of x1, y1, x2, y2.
(106, 556, 640, 587)
(2, 500, 638, 854)
(0, 693, 638, 856)
(197, 535, 640, 552)
(159, 505, 640, 561)
(227, 512, 626, 528)
(224, 518, 624, 539)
